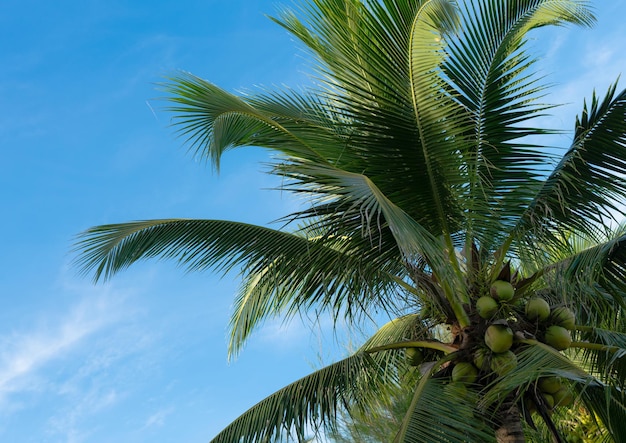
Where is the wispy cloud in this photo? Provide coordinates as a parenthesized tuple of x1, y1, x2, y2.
(142, 407, 175, 430)
(0, 284, 131, 409)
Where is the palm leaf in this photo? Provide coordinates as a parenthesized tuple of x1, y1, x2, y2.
(481, 341, 625, 443)
(272, 0, 468, 238)
(577, 381, 626, 443)
(444, 0, 595, 252)
(513, 83, 626, 252)
(396, 368, 498, 442)
(209, 352, 385, 443)
(75, 219, 406, 334)
(164, 73, 340, 169)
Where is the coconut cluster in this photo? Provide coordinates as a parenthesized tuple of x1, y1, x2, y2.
(443, 277, 578, 416)
(524, 376, 574, 413)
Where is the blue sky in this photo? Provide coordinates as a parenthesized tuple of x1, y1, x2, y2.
(1, 1, 625, 442)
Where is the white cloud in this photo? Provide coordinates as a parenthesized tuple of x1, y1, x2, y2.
(0, 286, 128, 408)
(142, 407, 174, 430)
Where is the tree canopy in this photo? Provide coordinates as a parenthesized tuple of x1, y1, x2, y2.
(75, 0, 626, 441)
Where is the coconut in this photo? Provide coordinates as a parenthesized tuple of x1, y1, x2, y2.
(473, 348, 491, 371)
(485, 324, 514, 353)
(538, 377, 562, 394)
(553, 387, 574, 407)
(550, 307, 576, 330)
(452, 362, 479, 384)
(476, 296, 499, 318)
(405, 347, 423, 366)
(525, 297, 551, 322)
(544, 325, 572, 351)
(542, 393, 555, 409)
(490, 280, 515, 301)
(490, 351, 517, 376)
(524, 396, 537, 414)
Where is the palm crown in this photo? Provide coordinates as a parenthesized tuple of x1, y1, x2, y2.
(76, 0, 626, 441)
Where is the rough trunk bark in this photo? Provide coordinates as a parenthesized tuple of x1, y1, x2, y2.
(495, 398, 525, 443)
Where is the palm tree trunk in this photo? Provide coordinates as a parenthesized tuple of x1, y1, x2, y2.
(494, 398, 525, 443)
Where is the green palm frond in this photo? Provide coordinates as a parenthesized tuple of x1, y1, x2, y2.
(209, 352, 384, 443)
(74, 219, 319, 280)
(577, 381, 626, 443)
(76, 219, 405, 327)
(397, 370, 498, 443)
(444, 0, 595, 251)
(271, 0, 468, 239)
(164, 73, 340, 169)
(573, 327, 626, 387)
(514, 83, 626, 250)
(481, 341, 625, 442)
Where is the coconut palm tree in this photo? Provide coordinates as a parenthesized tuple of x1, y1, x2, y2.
(75, 0, 626, 441)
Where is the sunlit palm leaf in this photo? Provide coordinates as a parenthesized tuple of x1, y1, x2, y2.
(272, 0, 468, 238)
(444, 0, 594, 251)
(577, 382, 626, 443)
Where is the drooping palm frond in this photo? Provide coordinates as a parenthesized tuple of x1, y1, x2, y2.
(577, 382, 626, 443)
(396, 370, 499, 442)
(209, 352, 386, 443)
(573, 327, 626, 388)
(76, 218, 407, 315)
(164, 74, 343, 170)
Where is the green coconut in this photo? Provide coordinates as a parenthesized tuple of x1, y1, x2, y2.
(490, 280, 515, 301)
(553, 387, 574, 407)
(550, 306, 576, 330)
(538, 377, 562, 394)
(476, 296, 499, 318)
(525, 297, 551, 322)
(542, 393, 555, 409)
(405, 347, 424, 366)
(485, 324, 514, 353)
(524, 396, 537, 414)
(452, 362, 479, 384)
(544, 325, 572, 351)
(490, 351, 517, 376)
(473, 348, 491, 371)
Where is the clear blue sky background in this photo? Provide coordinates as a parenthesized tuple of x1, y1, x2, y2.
(1, 1, 625, 442)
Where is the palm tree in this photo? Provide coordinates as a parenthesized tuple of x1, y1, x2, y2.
(74, 0, 626, 441)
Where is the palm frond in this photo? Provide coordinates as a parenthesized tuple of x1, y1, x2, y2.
(577, 381, 626, 443)
(513, 83, 626, 251)
(272, 1, 469, 238)
(481, 341, 625, 443)
(573, 327, 626, 388)
(164, 73, 339, 169)
(74, 219, 317, 281)
(444, 0, 595, 251)
(397, 371, 498, 442)
(209, 352, 385, 443)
